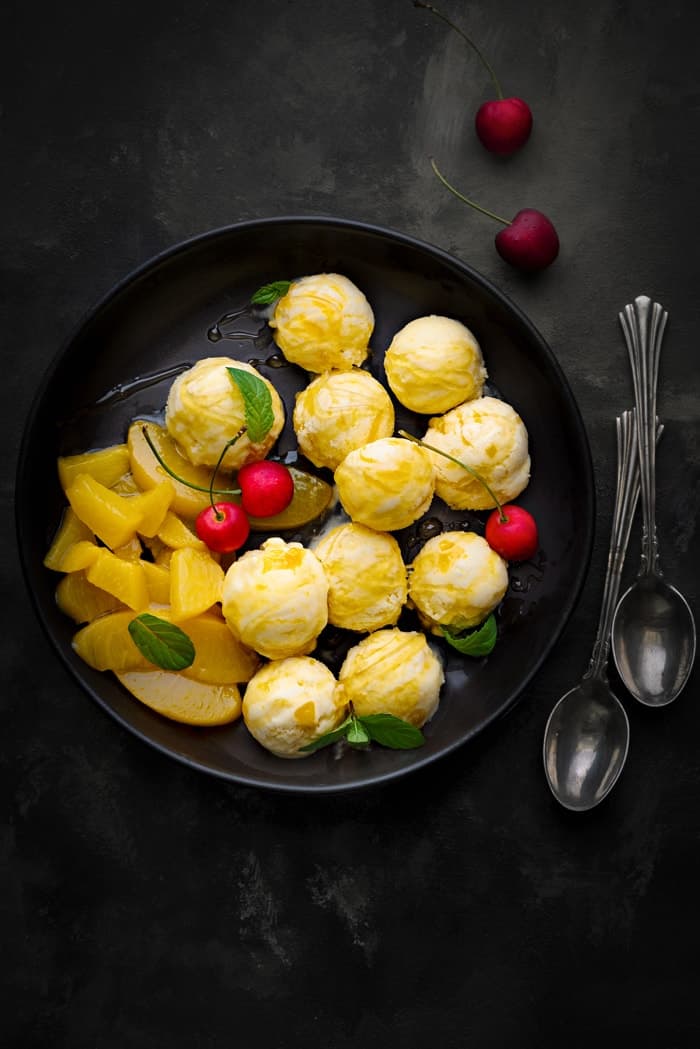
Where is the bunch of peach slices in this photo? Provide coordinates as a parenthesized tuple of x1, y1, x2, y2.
(44, 420, 332, 727)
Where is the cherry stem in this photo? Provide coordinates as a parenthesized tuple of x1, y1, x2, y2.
(414, 1, 504, 99)
(141, 426, 243, 498)
(399, 430, 508, 522)
(430, 158, 511, 226)
(208, 430, 246, 513)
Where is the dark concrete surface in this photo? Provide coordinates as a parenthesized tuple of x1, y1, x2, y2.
(3, 1, 700, 1045)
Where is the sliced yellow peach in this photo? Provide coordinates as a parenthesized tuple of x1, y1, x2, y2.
(156, 511, 206, 551)
(73, 610, 151, 671)
(44, 507, 95, 571)
(58, 539, 102, 573)
(66, 473, 143, 550)
(131, 480, 174, 537)
(112, 535, 144, 562)
(56, 571, 125, 623)
(58, 444, 130, 491)
(127, 420, 236, 519)
(86, 549, 149, 611)
(115, 669, 242, 726)
(169, 547, 224, 620)
(110, 472, 140, 496)
(181, 614, 260, 684)
(141, 561, 171, 604)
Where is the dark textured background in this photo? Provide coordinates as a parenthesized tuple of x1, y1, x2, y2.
(4, 1, 700, 1045)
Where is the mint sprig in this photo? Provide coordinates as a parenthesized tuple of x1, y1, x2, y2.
(442, 613, 497, 656)
(128, 613, 195, 670)
(300, 711, 425, 753)
(227, 367, 274, 444)
(299, 717, 354, 753)
(250, 280, 292, 306)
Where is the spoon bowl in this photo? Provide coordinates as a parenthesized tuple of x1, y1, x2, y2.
(544, 411, 643, 810)
(543, 677, 630, 811)
(612, 576, 696, 707)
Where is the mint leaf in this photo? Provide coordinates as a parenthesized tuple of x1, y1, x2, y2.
(227, 366, 274, 444)
(299, 717, 353, 753)
(358, 714, 425, 749)
(442, 613, 497, 656)
(297, 713, 424, 755)
(250, 280, 292, 306)
(346, 717, 370, 746)
(128, 613, 195, 671)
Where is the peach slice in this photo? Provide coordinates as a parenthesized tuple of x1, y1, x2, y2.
(58, 444, 130, 491)
(115, 670, 242, 726)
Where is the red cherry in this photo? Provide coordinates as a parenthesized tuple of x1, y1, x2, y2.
(431, 159, 559, 272)
(485, 505, 539, 562)
(495, 209, 560, 271)
(195, 502, 250, 553)
(237, 461, 294, 517)
(475, 98, 533, 156)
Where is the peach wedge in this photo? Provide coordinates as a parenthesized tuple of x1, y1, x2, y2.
(72, 610, 151, 672)
(66, 473, 143, 550)
(115, 670, 242, 726)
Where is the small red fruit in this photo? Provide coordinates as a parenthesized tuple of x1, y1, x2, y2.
(495, 209, 559, 271)
(475, 98, 533, 156)
(485, 505, 539, 562)
(196, 502, 250, 553)
(237, 460, 294, 518)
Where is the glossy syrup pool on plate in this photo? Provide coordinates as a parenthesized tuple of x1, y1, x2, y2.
(16, 218, 594, 793)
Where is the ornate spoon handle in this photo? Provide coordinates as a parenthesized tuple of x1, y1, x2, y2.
(588, 412, 638, 678)
(618, 295, 668, 577)
(587, 411, 663, 679)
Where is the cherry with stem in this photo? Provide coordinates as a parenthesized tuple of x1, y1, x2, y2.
(414, 1, 533, 155)
(142, 425, 250, 552)
(198, 431, 252, 551)
(430, 157, 559, 272)
(399, 429, 538, 561)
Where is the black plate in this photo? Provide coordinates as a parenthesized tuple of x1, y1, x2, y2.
(16, 217, 594, 793)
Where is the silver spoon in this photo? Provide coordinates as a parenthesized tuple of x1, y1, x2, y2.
(611, 296, 697, 706)
(543, 411, 650, 811)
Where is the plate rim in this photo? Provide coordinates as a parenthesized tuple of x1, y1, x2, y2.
(16, 214, 596, 794)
